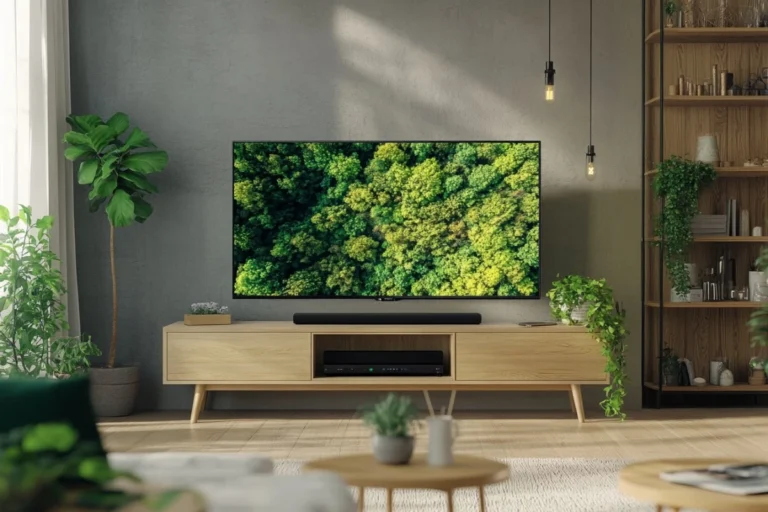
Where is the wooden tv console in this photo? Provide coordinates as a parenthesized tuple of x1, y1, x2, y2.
(162, 321, 606, 424)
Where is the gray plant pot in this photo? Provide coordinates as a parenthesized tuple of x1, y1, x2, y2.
(90, 366, 139, 417)
(372, 435, 414, 465)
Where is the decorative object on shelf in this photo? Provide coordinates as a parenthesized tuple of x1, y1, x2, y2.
(682, 0, 696, 26)
(660, 347, 679, 386)
(717, 0, 730, 26)
(544, 0, 555, 102)
(749, 270, 767, 301)
(184, 302, 232, 326)
(719, 368, 735, 386)
(749, 356, 766, 385)
(547, 275, 628, 419)
(740, 209, 751, 236)
(428, 414, 459, 467)
(679, 75, 686, 96)
(671, 263, 699, 302)
(710, 360, 725, 385)
(585, 0, 596, 180)
(362, 393, 419, 465)
(652, 157, 717, 297)
(754, 226, 764, 236)
(698, 0, 718, 26)
(0, 205, 101, 378)
(693, 377, 707, 387)
(665, 0, 678, 27)
(696, 135, 719, 163)
(712, 65, 719, 96)
(64, 112, 169, 417)
(720, 72, 734, 96)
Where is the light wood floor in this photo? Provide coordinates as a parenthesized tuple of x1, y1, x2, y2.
(99, 409, 768, 460)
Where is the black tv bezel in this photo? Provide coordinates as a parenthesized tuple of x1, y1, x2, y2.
(232, 140, 542, 301)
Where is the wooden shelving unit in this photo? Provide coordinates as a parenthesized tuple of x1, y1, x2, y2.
(643, 1, 768, 408)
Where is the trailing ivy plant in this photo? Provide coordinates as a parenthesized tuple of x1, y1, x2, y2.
(749, 244, 768, 348)
(548, 275, 628, 420)
(652, 156, 716, 296)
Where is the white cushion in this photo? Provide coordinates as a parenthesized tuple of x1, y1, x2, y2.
(108, 452, 274, 477)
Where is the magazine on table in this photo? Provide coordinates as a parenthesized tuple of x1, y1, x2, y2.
(660, 464, 768, 496)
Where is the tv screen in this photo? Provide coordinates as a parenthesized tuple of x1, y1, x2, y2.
(233, 142, 540, 299)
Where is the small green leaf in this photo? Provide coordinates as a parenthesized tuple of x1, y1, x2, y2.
(88, 125, 116, 152)
(132, 196, 153, 222)
(123, 151, 168, 174)
(63, 131, 91, 146)
(66, 114, 103, 133)
(64, 145, 95, 161)
(0, 205, 8, 222)
(34, 216, 54, 230)
(88, 197, 107, 213)
(121, 127, 154, 150)
(106, 112, 130, 136)
(89, 173, 118, 200)
(22, 423, 78, 453)
(78, 159, 99, 184)
(106, 189, 135, 227)
(120, 170, 159, 193)
(102, 155, 119, 178)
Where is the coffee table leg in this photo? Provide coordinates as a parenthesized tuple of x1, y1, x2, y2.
(386, 488, 393, 512)
(357, 487, 364, 512)
(447, 490, 454, 512)
(478, 486, 486, 512)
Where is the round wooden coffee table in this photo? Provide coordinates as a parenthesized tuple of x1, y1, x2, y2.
(619, 459, 768, 512)
(304, 453, 509, 511)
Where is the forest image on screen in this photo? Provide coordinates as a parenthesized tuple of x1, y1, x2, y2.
(233, 142, 540, 298)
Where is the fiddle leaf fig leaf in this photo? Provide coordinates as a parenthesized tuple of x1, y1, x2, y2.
(106, 189, 135, 227)
(77, 160, 99, 185)
(64, 145, 95, 161)
(66, 114, 103, 133)
(123, 151, 168, 174)
(121, 128, 154, 150)
(87, 125, 116, 152)
(106, 112, 129, 136)
(120, 171, 158, 194)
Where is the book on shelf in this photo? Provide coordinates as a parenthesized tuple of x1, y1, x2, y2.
(692, 214, 727, 235)
(660, 464, 768, 496)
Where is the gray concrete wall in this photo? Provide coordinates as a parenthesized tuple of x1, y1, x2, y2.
(69, 0, 642, 412)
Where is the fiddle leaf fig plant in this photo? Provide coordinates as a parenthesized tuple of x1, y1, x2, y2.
(652, 156, 716, 296)
(548, 275, 628, 420)
(63, 113, 168, 368)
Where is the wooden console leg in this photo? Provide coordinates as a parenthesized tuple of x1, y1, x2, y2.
(447, 390, 457, 416)
(357, 487, 364, 512)
(570, 384, 584, 423)
(568, 388, 576, 413)
(190, 384, 207, 424)
(423, 390, 435, 417)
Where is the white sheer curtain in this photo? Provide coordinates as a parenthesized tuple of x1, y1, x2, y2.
(0, 0, 79, 333)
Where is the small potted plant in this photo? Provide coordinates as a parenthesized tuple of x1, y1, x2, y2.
(547, 275, 605, 324)
(660, 346, 679, 386)
(749, 356, 766, 385)
(664, 1, 677, 28)
(361, 393, 419, 465)
(184, 302, 231, 326)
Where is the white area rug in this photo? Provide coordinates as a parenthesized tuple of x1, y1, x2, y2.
(275, 458, 661, 512)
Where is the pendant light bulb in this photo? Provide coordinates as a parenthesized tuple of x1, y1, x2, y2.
(586, 145, 596, 180)
(545, 61, 556, 102)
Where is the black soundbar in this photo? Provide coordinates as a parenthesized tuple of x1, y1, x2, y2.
(324, 364, 444, 376)
(323, 351, 445, 376)
(293, 312, 481, 325)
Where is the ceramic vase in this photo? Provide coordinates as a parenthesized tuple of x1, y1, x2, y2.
(372, 435, 414, 465)
(696, 135, 719, 164)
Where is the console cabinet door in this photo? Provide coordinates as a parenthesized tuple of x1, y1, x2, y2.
(166, 333, 310, 382)
(455, 332, 606, 382)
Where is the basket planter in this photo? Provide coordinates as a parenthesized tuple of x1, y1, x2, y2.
(184, 314, 231, 326)
(749, 369, 766, 386)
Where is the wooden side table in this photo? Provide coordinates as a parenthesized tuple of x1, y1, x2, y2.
(619, 459, 768, 512)
(304, 453, 509, 512)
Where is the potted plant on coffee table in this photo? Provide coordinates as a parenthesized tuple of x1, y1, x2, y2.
(63, 113, 168, 416)
(361, 393, 419, 465)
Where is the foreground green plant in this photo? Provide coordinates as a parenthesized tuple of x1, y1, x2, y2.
(548, 275, 628, 420)
(0, 423, 132, 511)
(361, 393, 419, 437)
(652, 156, 716, 296)
(64, 113, 168, 368)
(0, 206, 99, 377)
(749, 245, 768, 348)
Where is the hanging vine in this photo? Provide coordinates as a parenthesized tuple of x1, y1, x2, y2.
(547, 275, 628, 420)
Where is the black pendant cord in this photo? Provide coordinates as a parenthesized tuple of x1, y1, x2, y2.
(589, 0, 593, 146)
(548, 0, 552, 61)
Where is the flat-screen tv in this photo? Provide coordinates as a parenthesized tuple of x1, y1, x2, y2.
(233, 142, 540, 299)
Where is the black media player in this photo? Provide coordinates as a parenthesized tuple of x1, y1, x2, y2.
(322, 350, 444, 376)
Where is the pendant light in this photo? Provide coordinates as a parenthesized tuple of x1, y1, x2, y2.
(585, 0, 596, 180)
(544, 0, 556, 101)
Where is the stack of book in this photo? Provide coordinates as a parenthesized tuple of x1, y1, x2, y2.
(692, 214, 727, 236)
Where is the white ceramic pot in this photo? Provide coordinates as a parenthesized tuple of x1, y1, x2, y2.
(560, 303, 589, 325)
